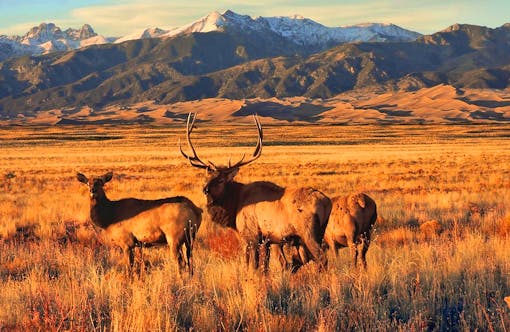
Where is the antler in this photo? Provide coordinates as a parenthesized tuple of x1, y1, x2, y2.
(179, 113, 263, 171)
(228, 114, 263, 169)
(179, 113, 211, 170)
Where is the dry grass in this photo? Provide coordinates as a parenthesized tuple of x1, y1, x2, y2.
(419, 220, 443, 241)
(0, 124, 509, 331)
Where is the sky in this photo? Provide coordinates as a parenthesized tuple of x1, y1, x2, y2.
(0, 0, 509, 37)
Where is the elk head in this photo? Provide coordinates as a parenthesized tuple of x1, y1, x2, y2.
(179, 113, 262, 226)
(76, 172, 113, 200)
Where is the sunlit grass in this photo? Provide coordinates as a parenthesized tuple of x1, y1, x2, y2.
(0, 124, 509, 331)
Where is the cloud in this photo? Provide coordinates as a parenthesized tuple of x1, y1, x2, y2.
(69, 1, 239, 35)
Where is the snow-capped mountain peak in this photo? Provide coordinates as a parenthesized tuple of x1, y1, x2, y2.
(0, 10, 422, 61)
(23, 23, 63, 45)
(21, 23, 98, 45)
(0, 22, 109, 60)
(65, 24, 97, 40)
(161, 10, 421, 45)
(161, 10, 256, 38)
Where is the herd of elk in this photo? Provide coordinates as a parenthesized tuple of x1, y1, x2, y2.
(77, 113, 378, 274)
(179, 113, 332, 271)
(269, 193, 377, 271)
(76, 172, 202, 274)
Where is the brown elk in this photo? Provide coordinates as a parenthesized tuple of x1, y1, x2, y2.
(323, 193, 377, 269)
(179, 113, 332, 272)
(76, 172, 202, 274)
(276, 193, 377, 270)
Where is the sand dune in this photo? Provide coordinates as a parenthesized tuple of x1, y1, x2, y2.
(3, 85, 510, 125)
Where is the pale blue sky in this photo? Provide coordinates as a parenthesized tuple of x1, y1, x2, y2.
(1, 0, 508, 37)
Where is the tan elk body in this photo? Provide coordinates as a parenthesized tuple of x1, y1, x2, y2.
(323, 193, 377, 268)
(77, 172, 202, 273)
(180, 113, 331, 271)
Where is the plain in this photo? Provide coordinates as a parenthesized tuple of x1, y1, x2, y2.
(0, 124, 509, 331)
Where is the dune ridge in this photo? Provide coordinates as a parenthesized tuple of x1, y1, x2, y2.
(4, 85, 510, 125)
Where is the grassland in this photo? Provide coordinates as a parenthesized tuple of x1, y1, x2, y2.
(0, 123, 509, 331)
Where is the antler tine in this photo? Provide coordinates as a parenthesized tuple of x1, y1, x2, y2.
(185, 112, 199, 157)
(230, 113, 263, 169)
(251, 113, 263, 156)
(179, 113, 211, 170)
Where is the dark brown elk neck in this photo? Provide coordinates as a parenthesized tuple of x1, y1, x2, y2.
(206, 181, 244, 230)
(89, 195, 188, 229)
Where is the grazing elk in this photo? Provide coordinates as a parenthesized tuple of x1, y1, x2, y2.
(76, 172, 202, 274)
(276, 193, 377, 270)
(323, 193, 377, 269)
(180, 113, 332, 272)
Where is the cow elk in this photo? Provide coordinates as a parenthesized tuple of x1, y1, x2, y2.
(323, 193, 377, 269)
(76, 172, 202, 275)
(180, 113, 332, 272)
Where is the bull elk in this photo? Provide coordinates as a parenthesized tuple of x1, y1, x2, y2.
(76, 172, 202, 274)
(323, 193, 377, 269)
(179, 113, 331, 272)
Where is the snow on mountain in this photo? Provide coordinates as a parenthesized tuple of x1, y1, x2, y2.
(339, 23, 422, 41)
(0, 36, 36, 60)
(160, 10, 421, 45)
(0, 10, 422, 61)
(0, 23, 111, 61)
(161, 10, 232, 38)
(19, 23, 105, 47)
(80, 35, 113, 47)
(114, 27, 167, 43)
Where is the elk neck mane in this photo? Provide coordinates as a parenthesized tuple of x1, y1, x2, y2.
(206, 181, 243, 229)
(206, 180, 285, 230)
(90, 195, 190, 229)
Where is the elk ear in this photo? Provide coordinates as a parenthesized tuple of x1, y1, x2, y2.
(76, 173, 88, 184)
(102, 172, 113, 183)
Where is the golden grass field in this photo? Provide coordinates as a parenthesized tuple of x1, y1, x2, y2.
(0, 123, 509, 331)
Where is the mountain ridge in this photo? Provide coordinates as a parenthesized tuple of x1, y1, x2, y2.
(0, 10, 421, 61)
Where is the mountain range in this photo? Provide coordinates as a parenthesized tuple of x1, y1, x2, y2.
(1, 10, 510, 124)
(0, 10, 421, 61)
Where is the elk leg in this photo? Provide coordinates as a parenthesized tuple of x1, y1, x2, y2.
(333, 242, 341, 258)
(286, 245, 304, 272)
(245, 242, 259, 270)
(137, 243, 145, 277)
(296, 245, 307, 264)
(245, 243, 251, 268)
(274, 243, 299, 271)
(124, 246, 135, 269)
(349, 240, 359, 267)
(252, 243, 260, 270)
(360, 234, 370, 269)
(301, 237, 326, 269)
(262, 241, 271, 273)
(184, 221, 196, 276)
(169, 240, 185, 271)
(273, 244, 288, 268)
(184, 240, 193, 276)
